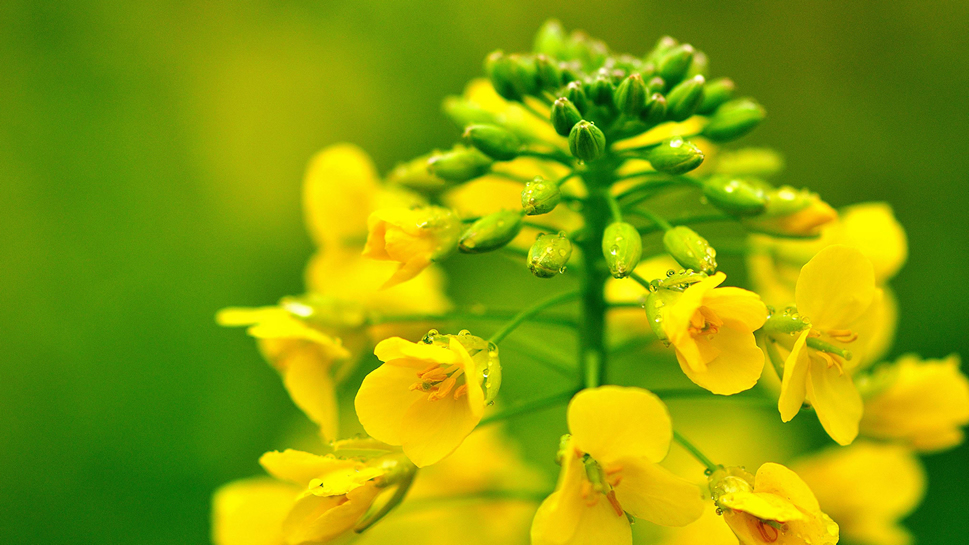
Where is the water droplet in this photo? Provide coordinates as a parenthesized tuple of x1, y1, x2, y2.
(558, 266, 567, 273)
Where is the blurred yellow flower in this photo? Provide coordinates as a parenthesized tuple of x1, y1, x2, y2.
(216, 306, 350, 440)
(363, 206, 462, 289)
(658, 273, 768, 395)
(794, 442, 925, 545)
(777, 245, 878, 445)
(743, 187, 837, 238)
(711, 463, 838, 545)
(859, 354, 969, 452)
(531, 387, 704, 545)
(354, 333, 489, 467)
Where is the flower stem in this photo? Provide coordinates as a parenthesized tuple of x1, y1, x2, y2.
(479, 386, 579, 426)
(488, 290, 581, 344)
(673, 430, 718, 472)
(372, 309, 577, 328)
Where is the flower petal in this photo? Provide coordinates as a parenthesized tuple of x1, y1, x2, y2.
(806, 360, 863, 446)
(354, 363, 424, 446)
(778, 331, 811, 422)
(212, 478, 299, 545)
(703, 286, 768, 332)
(754, 462, 821, 514)
(677, 324, 764, 395)
(718, 491, 805, 522)
(302, 144, 379, 248)
(568, 386, 671, 464)
(282, 483, 379, 544)
(400, 393, 481, 467)
(281, 348, 340, 440)
(374, 337, 460, 368)
(532, 492, 631, 545)
(259, 450, 353, 488)
(612, 457, 705, 527)
(449, 337, 485, 419)
(794, 245, 875, 330)
(530, 448, 585, 545)
(664, 273, 726, 346)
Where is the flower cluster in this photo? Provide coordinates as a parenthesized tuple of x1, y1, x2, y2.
(213, 20, 968, 545)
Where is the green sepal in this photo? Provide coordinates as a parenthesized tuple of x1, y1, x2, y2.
(702, 98, 766, 142)
(701, 176, 768, 216)
(521, 177, 562, 215)
(568, 121, 607, 162)
(551, 97, 582, 136)
(528, 232, 573, 278)
(602, 222, 643, 278)
(662, 226, 717, 274)
(427, 147, 493, 182)
(463, 124, 522, 161)
(644, 136, 704, 174)
(666, 75, 706, 121)
(458, 209, 524, 253)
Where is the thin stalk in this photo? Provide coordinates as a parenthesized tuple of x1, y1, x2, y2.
(673, 430, 718, 472)
(605, 192, 623, 223)
(634, 208, 673, 231)
(489, 170, 533, 183)
(371, 310, 577, 328)
(353, 470, 416, 533)
(629, 271, 652, 290)
(488, 290, 581, 344)
(519, 149, 575, 167)
(479, 387, 579, 426)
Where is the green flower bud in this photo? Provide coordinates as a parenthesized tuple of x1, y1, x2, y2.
(686, 50, 709, 79)
(533, 19, 567, 57)
(463, 124, 521, 161)
(657, 44, 695, 85)
(534, 54, 562, 90)
(564, 81, 589, 114)
(702, 98, 766, 142)
(644, 287, 680, 341)
(521, 177, 561, 215)
(714, 148, 785, 178)
(698, 77, 736, 115)
(762, 306, 811, 336)
(458, 209, 523, 253)
(646, 76, 665, 93)
(662, 226, 717, 274)
(442, 96, 498, 128)
(558, 60, 583, 85)
(614, 73, 649, 116)
(645, 36, 678, 65)
(639, 93, 667, 126)
(527, 232, 573, 278)
(701, 176, 768, 216)
(485, 50, 520, 101)
(666, 75, 706, 121)
(590, 70, 615, 106)
(387, 155, 446, 191)
(550, 97, 582, 137)
(427, 147, 493, 182)
(564, 30, 608, 70)
(568, 121, 606, 162)
(602, 222, 643, 278)
(645, 136, 704, 174)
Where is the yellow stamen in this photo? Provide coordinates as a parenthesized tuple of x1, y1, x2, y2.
(827, 329, 858, 343)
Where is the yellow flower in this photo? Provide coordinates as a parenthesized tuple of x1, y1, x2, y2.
(859, 354, 969, 452)
(654, 272, 769, 395)
(212, 443, 415, 545)
(776, 245, 879, 445)
(710, 463, 839, 545)
(793, 442, 926, 545)
(604, 255, 679, 347)
(363, 206, 462, 289)
(354, 332, 493, 467)
(531, 386, 705, 545)
(216, 306, 350, 440)
(644, 504, 744, 545)
(743, 187, 838, 237)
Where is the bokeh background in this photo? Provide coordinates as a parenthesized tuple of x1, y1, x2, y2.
(2, 1, 968, 543)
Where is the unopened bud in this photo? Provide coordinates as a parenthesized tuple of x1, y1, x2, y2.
(551, 97, 582, 136)
(639, 93, 667, 126)
(387, 155, 446, 191)
(644, 288, 681, 341)
(527, 233, 573, 278)
(742, 186, 837, 237)
(647, 76, 665, 93)
(602, 222, 643, 278)
(484, 51, 537, 101)
(427, 148, 493, 182)
(458, 209, 523, 253)
(657, 44, 695, 85)
(614, 73, 649, 116)
(568, 121, 606, 162)
(701, 176, 768, 216)
(590, 70, 616, 106)
(645, 36, 679, 66)
(565, 81, 589, 114)
(645, 136, 704, 174)
(686, 50, 709, 79)
(533, 19, 567, 57)
(662, 226, 717, 274)
(698, 77, 736, 115)
(702, 98, 766, 142)
(763, 307, 811, 336)
(521, 178, 561, 215)
(534, 54, 562, 90)
(463, 124, 521, 161)
(558, 61, 583, 85)
(666, 75, 705, 121)
(443, 96, 499, 128)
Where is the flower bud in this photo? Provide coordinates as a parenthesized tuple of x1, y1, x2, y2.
(665, 75, 705, 121)
(644, 288, 681, 341)
(686, 50, 709, 79)
(697, 77, 735, 115)
(463, 124, 521, 161)
(568, 121, 606, 162)
(657, 44, 695, 85)
(564, 80, 589, 114)
(386, 155, 446, 191)
(614, 73, 649, 116)
(644, 36, 679, 66)
(458, 209, 523, 253)
(590, 70, 615, 106)
(602, 222, 643, 278)
(528, 232, 573, 278)
(646, 76, 665, 93)
(639, 93, 667, 126)
(701, 176, 768, 216)
(557, 60, 583, 85)
(762, 306, 811, 336)
(662, 226, 717, 274)
(521, 177, 561, 215)
(645, 136, 704, 174)
(702, 98, 766, 142)
(427, 147, 493, 182)
(742, 186, 837, 237)
(533, 19, 567, 57)
(484, 51, 537, 101)
(534, 54, 562, 90)
(442, 96, 499, 128)
(550, 97, 582, 136)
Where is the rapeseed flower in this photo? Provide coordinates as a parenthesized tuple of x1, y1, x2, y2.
(363, 206, 462, 289)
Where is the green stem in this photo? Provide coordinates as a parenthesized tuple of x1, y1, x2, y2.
(489, 170, 533, 183)
(479, 387, 579, 426)
(488, 290, 581, 344)
(629, 271, 652, 289)
(605, 192, 623, 223)
(634, 208, 673, 231)
(673, 430, 718, 472)
(519, 149, 574, 167)
(371, 310, 577, 328)
(353, 470, 416, 533)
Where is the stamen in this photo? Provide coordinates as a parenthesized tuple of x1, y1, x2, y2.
(755, 520, 780, 542)
(827, 329, 858, 343)
(453, 384, 468, 399)
(427, 375, 456, 401)
(605, 490, 624, 516)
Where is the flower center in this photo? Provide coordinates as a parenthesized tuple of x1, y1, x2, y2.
(577, 450, 624, 516)
(410, 364, 468, 401)
(688, 306, 723, 339)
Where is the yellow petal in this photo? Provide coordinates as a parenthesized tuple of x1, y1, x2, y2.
(381, 255, 432, 290)
(718, 491, 805, 522)
(753, 463, 820, 514)
(568, 386, 671, 464)
(354, 363, 424, 446)
(449, 337, 485, 419)
(400, 393, 481, 467)
(302, 144, 380, 249)
(259, 450, 353, 488)
(806, 360, 863, 445)
(664, 273, 726, 346)
(281, 349, 340, 440)
(531, 448, 585, 545)
(612, 457, 705, 527)
(212, 478, 298, 545)
(702, 287, 768, 332)
(778, 330, 811, 422)
(374, 336, 460, 368)
(794, 245, 875, 330)
(532, 492, 632, 545)
(840, 202, 908, 283)
(216, 307, 287, 327)
(282, 482, 380, 544)
(677, 324, 764, 395)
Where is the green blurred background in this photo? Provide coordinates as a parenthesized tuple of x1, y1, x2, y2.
(2, 1, 967, 543)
